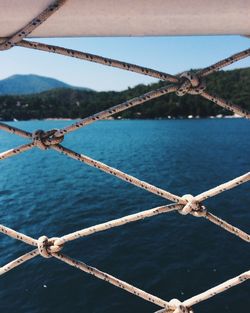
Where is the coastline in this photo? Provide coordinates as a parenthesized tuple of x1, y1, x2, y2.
(5, 114, 243, 122)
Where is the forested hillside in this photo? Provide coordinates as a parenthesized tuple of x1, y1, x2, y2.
(0, 68, 249, 120)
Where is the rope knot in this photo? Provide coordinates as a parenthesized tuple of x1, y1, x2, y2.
(37, 236, 63, 258)
(176, 71, 206, 96)
(179, 194, 202, 215)
(190, 206, 207, 218)
(32, 129, 64, 150)
(154, 299, 193, 313)
(169, 299, 191, 313)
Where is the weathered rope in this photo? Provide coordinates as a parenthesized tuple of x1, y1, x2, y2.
(37, 236, 63, 258)
(0, 122, 249, 246)
(0, 224, 37, 246)
(0, 1, 249, 311)
(52, 144, 184, 203)
(196, 172, 250, 202)
(17, 40, 179, 83)
(183, 270, 250, 307)
(203, 212, 250, 242)
(15, 41, 250, 119)
(0, 142, 35, 160)
(0, 217, 249, 311)
(14, 42, 250, 120)
(175, 72, 206, 96)
(0, 122, 32, 139)
(53, 85, 178, 137)
(32, 129, 64, 149)
(0, 0, 69, 51)
(0, 249, 39, 276)
(200, 91, 250, 118)
(155, 270, 250, 313)
(53, 252, 173, 310)
(55, 203, 182, 246)
(199, 48, 250, 77)
(155, 299, 193, 313)
(0, 98, 249, 312)
(2, 123, 248, 241)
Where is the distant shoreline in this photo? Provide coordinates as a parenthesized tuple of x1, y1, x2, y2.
(2, 115, 243, 122)
(1, 68, 248, 122)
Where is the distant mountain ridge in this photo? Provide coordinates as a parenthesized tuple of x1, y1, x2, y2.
(0, 74, 91, 95)
(0, 68, 249, 120)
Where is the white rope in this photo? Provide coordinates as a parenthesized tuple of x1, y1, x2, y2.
(196, 172, 250, 202)
(183, 270, 250, 307)
(0, 1, 249, 312)
(53, 252, 173, 310)
(18, 40, 179, 83)
(52, 144, 184, 204)
(55, 203, 181, 246)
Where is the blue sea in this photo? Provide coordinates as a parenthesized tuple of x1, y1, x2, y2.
(0, 119, 249, 313)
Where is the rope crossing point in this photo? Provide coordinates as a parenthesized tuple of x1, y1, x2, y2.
(0, 1, 249, 312)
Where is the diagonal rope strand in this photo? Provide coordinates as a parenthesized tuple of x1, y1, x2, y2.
(53, 85, 177, 137)
(183, 270, 250, 307)
(0, 122, 32, 139)
(200, 91, 250, 118)
(55, 202, 250, 248)
(0, 249, 39, 276)
(18, 40, 178, 83)
(52, 144, 184, 204)
(15, 41, 250, 123)
(199, 48, 250, 77)
(196, 172, 250, 202)
(0, 224, 37, 246)
(0, 0, 68, 50)
(53, 252, 172, 309)
(55, 203, 181, 246)
(0, 142, 35, 160)
(204, 212, 250, 242)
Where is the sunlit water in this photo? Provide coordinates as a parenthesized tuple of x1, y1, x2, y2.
(0, 119, 249, 313)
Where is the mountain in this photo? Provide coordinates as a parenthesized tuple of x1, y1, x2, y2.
(0, 68, 249, 120)
(0, 74, 91, 95)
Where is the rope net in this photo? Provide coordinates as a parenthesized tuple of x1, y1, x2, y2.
(0, 1, 249, 312)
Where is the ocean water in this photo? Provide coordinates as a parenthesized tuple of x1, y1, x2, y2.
(0, 119, 249, 313)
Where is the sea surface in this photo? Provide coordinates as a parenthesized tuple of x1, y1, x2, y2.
(0, 119, 249, 313)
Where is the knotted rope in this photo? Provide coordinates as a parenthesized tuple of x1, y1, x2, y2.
(32, 129, 64, 150)
(0, 1, 249, 312)
(169, 299, 189, 313)
(155, 299, 193, 313)
(176, 72, 206, 96)
(179, 194, 203, 215)
(37, 236, 63, 258)
(0, 0, 68, 51)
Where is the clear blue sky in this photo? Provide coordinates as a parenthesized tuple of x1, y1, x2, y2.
(0, 35, 249, 91)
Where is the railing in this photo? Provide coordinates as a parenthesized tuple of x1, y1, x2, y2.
(0, 1, 249, 312)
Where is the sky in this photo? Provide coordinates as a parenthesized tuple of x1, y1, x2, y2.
(0, 35, 249, 91)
